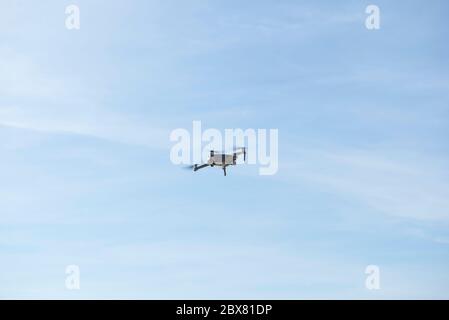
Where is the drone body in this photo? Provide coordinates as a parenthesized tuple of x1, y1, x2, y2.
(191, 147, 246, 176)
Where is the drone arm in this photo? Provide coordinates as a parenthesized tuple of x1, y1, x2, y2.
(233, 147, 247, 161)
(194, 163, 209, 171)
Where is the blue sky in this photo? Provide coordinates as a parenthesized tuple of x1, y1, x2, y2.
(1, 0, 449, 299)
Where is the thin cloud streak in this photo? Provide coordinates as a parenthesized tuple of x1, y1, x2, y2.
(280, 147, 449, 222)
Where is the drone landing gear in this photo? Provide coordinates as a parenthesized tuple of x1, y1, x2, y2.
(223, 166, 227, 176)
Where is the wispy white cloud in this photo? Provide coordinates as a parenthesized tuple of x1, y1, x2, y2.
(0, 48, 169, 148)
(281, 147, 449, 222)
(312, 67, 449, 93)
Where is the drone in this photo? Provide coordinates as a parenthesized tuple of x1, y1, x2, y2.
(187, 147, 246, 176)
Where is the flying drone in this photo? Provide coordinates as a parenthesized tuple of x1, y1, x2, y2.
(186, 147, 246, 176)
